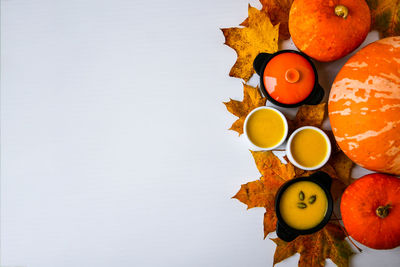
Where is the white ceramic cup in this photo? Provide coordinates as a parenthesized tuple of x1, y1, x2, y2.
(243, 106, 288, 151)
(286, 126, 332, 170)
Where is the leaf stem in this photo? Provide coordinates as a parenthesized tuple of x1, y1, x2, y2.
(332, 212, 362, 253)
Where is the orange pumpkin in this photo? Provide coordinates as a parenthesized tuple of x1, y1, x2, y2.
(289, 0, 370, 62)
(329, 37, 400, 175)
(341, 173, 400, 249)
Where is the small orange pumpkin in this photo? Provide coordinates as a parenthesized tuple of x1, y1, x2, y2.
(329, 37, 400, 175)
(341, 173, 400, 249)
(289, 0, 370, 62)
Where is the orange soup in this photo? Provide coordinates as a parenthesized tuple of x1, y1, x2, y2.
(245, 108, 286, 149)
(279, 181, 328, 230)
(290, 128, 328, 168)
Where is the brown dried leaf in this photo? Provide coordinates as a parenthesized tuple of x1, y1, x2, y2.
(260, 0, 294, 40)
(324, 130, 341, 154)
(223, 84, 266, 135)
(367, 0, 400, 37)
(329, 151, 354, 186)
(293, 103, 326, 128)
(272, 223, 354, 267)
(241, 0, 294, 40)
(221, 5, 279, 81)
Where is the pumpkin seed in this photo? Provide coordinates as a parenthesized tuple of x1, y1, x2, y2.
(308, 195, 317, 204)
(297, 202, 307, 209)
(299, 191, 305, 201)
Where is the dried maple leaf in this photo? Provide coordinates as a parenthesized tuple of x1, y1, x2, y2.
(251, 151, 296, 180)
(293, 103, 326, 129)
(221, 5, 279, 81)
(329, 151, 355, 186)
(233, 175, 283, 237)
(241, 0, 294, 40)
(223, 83, 266, 135)
(261, 0, 294, 40)
(324, 130, 341, 154)
(367, 0, 400, 37)
(272, 223, 354, 267)
(233, 151, 295, 236)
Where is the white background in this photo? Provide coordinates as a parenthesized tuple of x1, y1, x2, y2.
(1, 0, 400, 266)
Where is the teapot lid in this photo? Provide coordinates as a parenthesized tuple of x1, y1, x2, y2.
(263, 52, 315, 105)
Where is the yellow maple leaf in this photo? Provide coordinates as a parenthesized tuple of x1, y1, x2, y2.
(221, 5, 279, 81)
(251, 150, 295, 181)
(223, 83, 266, 135)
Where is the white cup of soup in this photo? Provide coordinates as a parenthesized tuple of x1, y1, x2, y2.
(244, 106, 288, 150)
(286, 126, 331, 170)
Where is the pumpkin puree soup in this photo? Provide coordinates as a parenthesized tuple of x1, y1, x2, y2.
(290, 128, 328, 168)
(279, 181, 328, 230)
(245, 108, 286, 148)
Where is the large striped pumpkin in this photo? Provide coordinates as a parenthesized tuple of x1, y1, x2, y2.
(329, 37, 400, 175)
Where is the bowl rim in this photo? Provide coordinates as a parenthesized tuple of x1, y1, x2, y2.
(286, 126, 332, 171)
(243, 106, 288, 151)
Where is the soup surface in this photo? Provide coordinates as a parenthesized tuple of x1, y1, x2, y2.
(290, 128, 328, 168)
(246, 108, 285, 148)
(279, 181, 328, 230)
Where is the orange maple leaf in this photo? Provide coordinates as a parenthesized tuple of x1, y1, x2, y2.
(233, 151, 294, 237)
(221, 5, 279, 81)
(223, 83, 266, 135)
(233, 176, 281, 236)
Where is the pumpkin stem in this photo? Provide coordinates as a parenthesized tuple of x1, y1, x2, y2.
(334, 5, 349, 19)
(376, 204, 391, 218)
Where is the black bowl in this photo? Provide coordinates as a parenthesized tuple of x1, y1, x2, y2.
(274, 171, 333, 242)
(253, 50, 324, 108)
